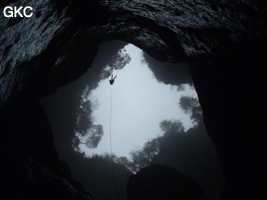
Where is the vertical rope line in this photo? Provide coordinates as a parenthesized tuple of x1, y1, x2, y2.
(110, 85, 120, 200)
(110, 85, 113, 155)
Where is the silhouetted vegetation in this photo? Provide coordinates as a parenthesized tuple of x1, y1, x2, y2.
(73, 46, 131, 150)
(101, 96, 204, 174)
(100, 48, 131, 80)
(179, 96, 202, 125)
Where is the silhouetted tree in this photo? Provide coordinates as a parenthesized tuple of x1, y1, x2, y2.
(79, 124, 104, 149)
(75, 101, 93, 135)
(74, 86, 104, 150)
(109, 48, 131, 70)
(176, 84, 186, 91)
(179, 96, 202, 125)
(100, 120, 185, 173)
(100, 48, 131, 80)
(160, 119, 184, 134)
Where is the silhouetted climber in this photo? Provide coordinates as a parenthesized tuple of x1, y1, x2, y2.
(109, 74, 117, 85)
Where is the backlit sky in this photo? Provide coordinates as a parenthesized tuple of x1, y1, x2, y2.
(79, 44, 198, 159)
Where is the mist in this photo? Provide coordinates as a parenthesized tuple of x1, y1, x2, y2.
(40, 41, 225, 200)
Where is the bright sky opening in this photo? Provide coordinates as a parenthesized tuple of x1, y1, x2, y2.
(79, 44, 198, 159)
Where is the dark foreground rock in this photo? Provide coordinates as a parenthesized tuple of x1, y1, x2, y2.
(127, 165, 208, 200)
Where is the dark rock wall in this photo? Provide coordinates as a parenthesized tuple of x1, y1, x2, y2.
(0, 0, 73, 106)
(190, 47, 267, 199)
(127, 165, 208, 200)
(1, 0, 267, 199)
(0, 91, 92, 200)
(2, 0, 266, 106)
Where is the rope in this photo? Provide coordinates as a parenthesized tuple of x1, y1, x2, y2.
(110, 85, 113, 155)
(110, 85, 120, 200)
